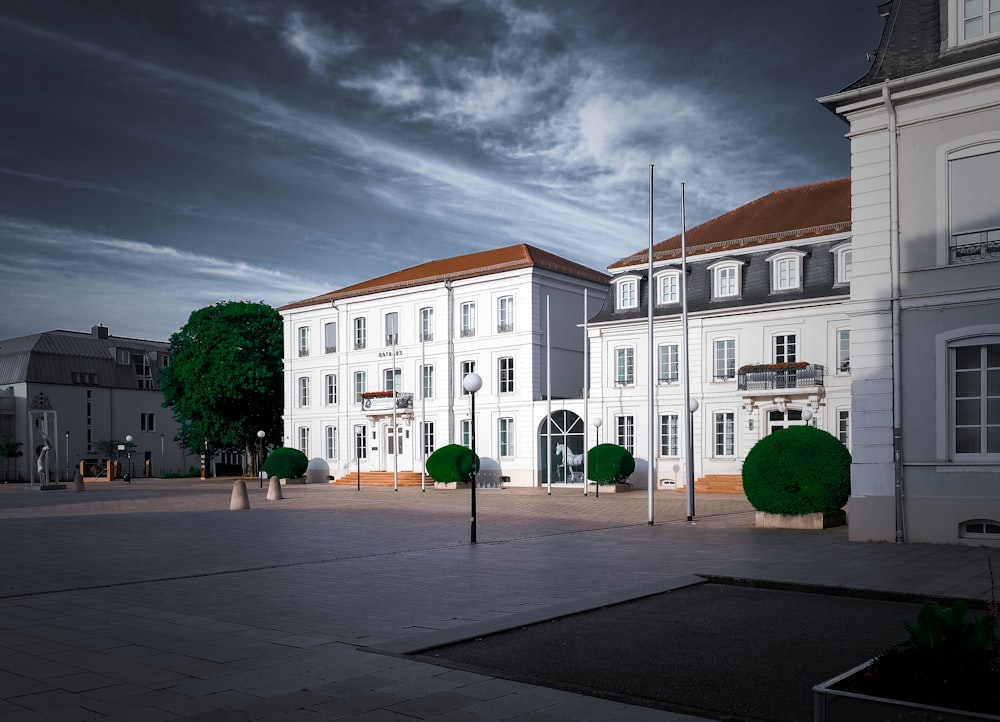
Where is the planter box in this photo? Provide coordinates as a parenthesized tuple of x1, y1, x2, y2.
(814, 660, 1000, 722)
(586, 482, 633, 493)
(755, 510, 846, 529)
(434, 481, 469, 489)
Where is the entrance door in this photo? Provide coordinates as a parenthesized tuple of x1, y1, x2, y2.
(538, 410, 585, 486)
(768, 408, 804, 435)
(382, 423, 410, 472)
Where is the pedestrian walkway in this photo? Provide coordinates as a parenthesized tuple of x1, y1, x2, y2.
(0, 479, 995, 721)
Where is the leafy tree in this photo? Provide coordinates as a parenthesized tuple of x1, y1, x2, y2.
(161, 301, 283, 472)
(1, 437, 23, 481)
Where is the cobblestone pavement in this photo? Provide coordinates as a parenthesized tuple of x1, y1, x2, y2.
(0, 479, 996, 721)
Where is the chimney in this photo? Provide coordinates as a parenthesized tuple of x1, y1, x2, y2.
(92, 324, 109, 339)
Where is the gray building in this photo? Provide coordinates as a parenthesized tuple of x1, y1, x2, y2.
(0, 325, 188, 481)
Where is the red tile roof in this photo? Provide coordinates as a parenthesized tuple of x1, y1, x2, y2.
(609, 178, 851, 269)
(280, 243, 610, 311)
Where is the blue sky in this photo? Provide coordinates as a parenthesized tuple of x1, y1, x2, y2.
(0, 1, 884, 341)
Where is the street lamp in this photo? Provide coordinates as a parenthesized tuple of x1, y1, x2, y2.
(354, 424, 364, 491)
(257, 430, 266, 487)
(802, 408, 814, 426)
(462, 372, 482, 544)
(686, 398, 699, 522)
(592, 418, 602, 498)
(124, 434, 133, 484)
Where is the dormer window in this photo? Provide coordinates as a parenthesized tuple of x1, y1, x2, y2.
(831, 242, 852, 285)
(708, 260, 744, 300)
(949, 0, 1000, 46)
(616, 276, 639, 310)
(656, 270, 681, 305)
(766, 250, 806, 293)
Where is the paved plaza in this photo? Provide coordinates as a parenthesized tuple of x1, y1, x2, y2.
(0, 479, 996, 721)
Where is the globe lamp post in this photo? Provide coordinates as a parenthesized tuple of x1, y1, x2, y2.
(462, 372, 482, 544)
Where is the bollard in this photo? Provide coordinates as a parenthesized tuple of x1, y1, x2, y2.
(73, 470, 85, 492)
(266, 475, 283, 501)
(230, 479, 251, 510)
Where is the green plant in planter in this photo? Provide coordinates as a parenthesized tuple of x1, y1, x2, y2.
(262, 447, 308, 479)
(426, 444, 479, 484)
(742, 425, 850, 515)
(586, 444, 635, 486)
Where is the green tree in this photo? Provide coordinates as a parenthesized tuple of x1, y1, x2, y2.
(1, 437, 23, 481)
(586, 443, 635, 485)
(161, 301, 283, 472)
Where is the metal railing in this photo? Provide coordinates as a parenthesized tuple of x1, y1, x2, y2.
(738, 364, 825, 391)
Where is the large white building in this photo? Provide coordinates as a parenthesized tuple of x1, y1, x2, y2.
(820, 0, 1000, 545)
(278, 244, 609, 487)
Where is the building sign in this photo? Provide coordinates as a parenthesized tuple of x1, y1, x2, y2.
(30, 392, 52, 410)
(378, 350, 403, 358)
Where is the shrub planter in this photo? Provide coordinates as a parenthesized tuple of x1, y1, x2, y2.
(813, 660, 1000, 721)
(587, 481, 633, 493)
(434, 481, 469, 489)
(755, 510, 846, 529)
(281, 476, 307, 485)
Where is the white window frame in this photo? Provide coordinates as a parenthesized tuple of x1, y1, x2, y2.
(461, 419, 472, 448)
(713, 338, 736, 380)
(498, 356, 514, 394)
(767, 251, 805, 292)
(836, 329, 851, 374)
(422, 421, 435, 456)
(498, 417, 514, 458)
(325, 373, 338, 405)
(614, 347, 635, 385)
(708, 260, 743, 300)
(420, 307, 434, 342)
(773, 333, 797, 364)
(658, 343, 679, 383)
(383, 367, 401, 392)
(298, 427, 310, 457)
(355, 427, 367, 461)
(947, 0, 1000, 46)
(324, 322, 337, 354)
(298, 326, 309, 357)
(354, 317, 367, 350)
(713, 411, 736, 457)
(837, 409, 851, 447)
(950, 337, 1000, 459)
(421, 364, 434, 399)
(353, 371, 366, 403)
(325, 426, 338, 460)
(385, 312, 399, 346)
(298, 376, 310, 407)
(460, 360, 476, 395)
(831, 242, 852, 285)
(497, 295, 514, 333)
(656, 270, 680, 305)
(615, 414, 635, 455)
(660, 413, 679, 457)
(460, 302, 477, 338)
(937, 137, 1000, 266)
(616, 276, 639, 310)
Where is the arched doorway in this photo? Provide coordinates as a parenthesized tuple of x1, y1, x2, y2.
(538, 410, 585, 486)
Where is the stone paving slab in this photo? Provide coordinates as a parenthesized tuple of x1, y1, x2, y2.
(0, 479, 996, 721)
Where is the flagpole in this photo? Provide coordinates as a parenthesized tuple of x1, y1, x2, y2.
(392, 329, 398, 492)
(583, 288, 589, 496)
(647, 164, 655, 526)
(546, 294, 552, 495)
(421, 332, 426, 492)
(681, 182, 696, 521)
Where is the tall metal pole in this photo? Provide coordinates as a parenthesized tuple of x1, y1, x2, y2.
(647, 164, 655, 526)
(681, 182, 696, 521)
(583, 288, 589, 496)
(392, 330, 398, 492)
(421, 334, 426, 492)
(546, 295, 552, 495)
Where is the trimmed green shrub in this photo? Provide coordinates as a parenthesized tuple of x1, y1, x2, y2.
(742, 425, 851, 515)
(426, 444, 480, 484)
(586, 443, 635, 485)
(262, 447, 308, 480)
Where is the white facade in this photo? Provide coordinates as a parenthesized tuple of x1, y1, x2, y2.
(279, 246, 609, 487)
(820, 0, 1000, 545)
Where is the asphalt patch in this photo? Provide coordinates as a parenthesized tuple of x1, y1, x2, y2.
(417, 582, 927, 722)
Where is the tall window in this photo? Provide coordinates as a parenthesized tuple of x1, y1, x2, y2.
(422, 421, 435, 456)
(658, 272, 679, 305)
(140, 413, 155, 432)
(713, 412, 735, 456)
(617, 278, 638, 310)
(660, 414, 679, 456)
(354, 318, 366, 350)
(298, 427, 310, 457)
(714, 339, 736, 380)
(420, 307, 434, 342)
(324, 322, 337, 353)
(354, 427, 367, 460)
(833, 244, 853, 284)
(959, 0, 1000, 42)
(768, 252, 803, 292)
(353, 371, 366, 403)
(460, 360, 476, 394)
(421, 364, 434, 399)
(325, 374, 338, 405)
(498, 417, 514, 458)
(498, 296, 514, 333)
(615, 415, 635, 454)
(615, 347, 635, 385)
(952, 341, 1000, 457)
(383, 367, 401, 391)
(298, 376, 310, 407)
(658, 343, 679, 383)
(711, 263, 741, 299)
(837, 410, 851, 446)
(385, 312, 399, 346)
(298, 327, 309, 357)
(948, 144, 1000, 263)
(133, 353, 153, 389)
(774, 334, 797, 363)
(387, 426, 403, 456)
(325, 426, 337, 460)
(460, 302, 477, 337)
(498, 356, 514, 393)
(837, 329, 851, 373)
(461, 419, 472, 448)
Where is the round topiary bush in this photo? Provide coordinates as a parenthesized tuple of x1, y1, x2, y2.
(586, 443, 636, 485)
(262, 447, 308, 480)
(426, 444, 479, 484)
(742, 425, 851, 515)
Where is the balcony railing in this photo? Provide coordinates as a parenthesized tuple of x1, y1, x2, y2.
(737, 363, 825, 391)
(460, 327, 476, 338)
(497, 322, 514, 333)
(950, 230, 1000, 264)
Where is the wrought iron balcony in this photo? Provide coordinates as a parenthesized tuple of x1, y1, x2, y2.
(737, 363, 825, 392)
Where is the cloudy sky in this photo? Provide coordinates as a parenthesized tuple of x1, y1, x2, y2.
(0, 1, 884, 342)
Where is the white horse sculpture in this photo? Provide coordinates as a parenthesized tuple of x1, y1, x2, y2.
(555, 442, 584, 480)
